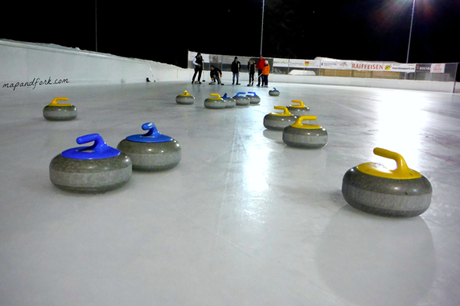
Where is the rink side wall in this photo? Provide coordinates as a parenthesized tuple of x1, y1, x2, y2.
(213, 71, 457, 93)
(0, 40, 457, 93)
(0, 40, 190, 89)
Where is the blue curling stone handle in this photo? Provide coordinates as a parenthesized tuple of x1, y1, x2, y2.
(61, 133, 121, 160)
(126, 122, 173, 143)
(235, 92, 246, 97)
(247, 91, 258, 97)
(222, 93, 230, 99)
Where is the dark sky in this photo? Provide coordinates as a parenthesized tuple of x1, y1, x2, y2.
(1, 0, 459, 67)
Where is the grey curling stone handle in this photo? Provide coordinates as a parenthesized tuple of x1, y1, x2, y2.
(77, 133, 110, 153)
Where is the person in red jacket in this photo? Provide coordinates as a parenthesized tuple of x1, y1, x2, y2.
(256, 55, 265, 87)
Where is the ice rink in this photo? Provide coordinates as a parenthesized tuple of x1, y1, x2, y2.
(0, 81, 459, 305)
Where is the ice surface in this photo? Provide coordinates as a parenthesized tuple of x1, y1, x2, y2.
(0, 81, 459, 305)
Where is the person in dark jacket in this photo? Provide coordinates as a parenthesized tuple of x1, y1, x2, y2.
(191, 53, 204, 84)
(231, 57, 241, 85)
(209, 65, 224, 85)
(247, 59, 255, 86)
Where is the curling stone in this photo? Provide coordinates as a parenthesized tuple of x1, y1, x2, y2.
(282, 115, 328, 148)
(175, 90, 195, 105)
(233, 92, 250, 106)
(117, 122, 181, 171)
(43, 97, 77, 121)
(269, 87, 280, 96)
(49, 133, 132, 193)
(247, 92, 261, 104)
(263, 106, 297, 131)
(204, 93, 226, 109)
(286, 100, 310, 116)
(342, 148, 432, 218)
(222, 93, 236, 108)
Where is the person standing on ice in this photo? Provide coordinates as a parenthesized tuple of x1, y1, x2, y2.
(247, 59, 255, 86)
(231, 57, 241, 85)
(256, 55, 265, 86)
(191, 53, 204, 84)
(261, 60, 270, 87)
(209, 65, 224, 85)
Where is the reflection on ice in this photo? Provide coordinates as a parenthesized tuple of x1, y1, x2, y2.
(317, 205, 435, 306)
(373, 91, 431, 169)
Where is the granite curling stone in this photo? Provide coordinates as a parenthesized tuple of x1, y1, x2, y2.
(176, 90, 195, 105)
(286, 100, 310, 116)
(204, 93, 226, 109)
(117, 122, 181, 171)
(282, 115, 328, 148)
(43, 97, 77, 121)
(222, 93, 236, 108)
(342, 147, 432, 218)
(233, 92, 250, 106)
(269, 87, 280, 96)
(49, 133, 132, 193)
(247, 91, 261, 104)
(263, 106, 298, 131)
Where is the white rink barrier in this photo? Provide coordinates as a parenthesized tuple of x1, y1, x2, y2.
(0, 39, 190, 90)
(190, 69, 456, 93)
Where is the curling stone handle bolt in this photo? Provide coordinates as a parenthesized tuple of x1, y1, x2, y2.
(373, 148, 412, 176)
(76, 133, 110, 153)
(49, 97, 72, 107)
(291, 100, 306, 107)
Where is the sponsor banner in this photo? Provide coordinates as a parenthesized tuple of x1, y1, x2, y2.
(319, 61, 416, 72)
(416, 63, 445, 73)
(416, 64, 431, 72)
(321, 61, 352, 70)
(385, 63, 416, 72)
(304, 60, 321, 68)
(351, 62, 386, 71)
(274, 58, 289, 67)
(430, 63, 445, 73)
(289, 59, 321, 68)
(350, 62, 416, 72)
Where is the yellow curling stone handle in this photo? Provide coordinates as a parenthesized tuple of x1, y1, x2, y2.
(289, 100, 307, 108)
(356, 147, 422, 179)
(270, 106, 294, 116)
(179, 90, 192, 97)
(208, 93, 222, 100)
(48, 97, 72, 107)
(290, 115, 322, 129)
